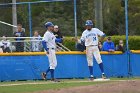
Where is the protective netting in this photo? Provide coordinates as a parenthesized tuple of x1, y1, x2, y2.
(0, 0, 140, 37)
(0, 1, 75, 37)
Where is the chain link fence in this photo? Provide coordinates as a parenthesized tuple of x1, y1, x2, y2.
(0, 0, 140, 52)
(0, 1, 75, 52)
(0, 1, 75, 37)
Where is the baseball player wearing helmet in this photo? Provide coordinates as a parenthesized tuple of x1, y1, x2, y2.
(80, 20, 106, 80)
(41, 22, 62, 82)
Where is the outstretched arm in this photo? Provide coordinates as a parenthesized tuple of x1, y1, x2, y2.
(100, 34, 106, 42)
(55, 38, 62, 43)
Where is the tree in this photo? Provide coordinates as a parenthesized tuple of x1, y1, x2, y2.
(0, 0, 140, 36)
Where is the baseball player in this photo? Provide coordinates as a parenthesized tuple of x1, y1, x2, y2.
(41, 22, 62, 82)
(80, 20, 106, 80)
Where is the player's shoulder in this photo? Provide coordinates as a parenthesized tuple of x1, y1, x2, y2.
(44, 31, 51, 35)
(82, 30, 88, 34)
(92, 28, 101, 31)
(43, 31, 50, 37)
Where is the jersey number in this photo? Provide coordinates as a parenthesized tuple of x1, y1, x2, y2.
(93, 37, 96, 41)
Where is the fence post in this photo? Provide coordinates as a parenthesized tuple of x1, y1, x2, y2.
(124, 0, 131, 77)
(95, 0, 103, 31)
(12, 0, 17, 33)
(28, 2, 32, 37)
(74, 0, 77, 38)
(125, 0, 129, 51)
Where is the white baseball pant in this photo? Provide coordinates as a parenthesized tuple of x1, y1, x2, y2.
(86, 46, 102, 66)
(46, 49, 57, 69)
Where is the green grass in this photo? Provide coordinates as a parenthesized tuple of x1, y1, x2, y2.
(0, 80, 110, 93)
(0, 78, 140, 93)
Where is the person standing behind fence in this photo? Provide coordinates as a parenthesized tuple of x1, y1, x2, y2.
(0, 36, 11, 53)
(53, 25, 63, 51)
(31, 31, 42, 52)
(13, 24, 25, 52)
(53, 25, 63, 43)
(98, 41, 103, 51)
(116, 40, 125, 52)
(102, 37, 115, 52)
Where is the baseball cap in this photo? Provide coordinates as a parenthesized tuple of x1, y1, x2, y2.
(45, 22, 54, 28)
(85, 20, 93, 26)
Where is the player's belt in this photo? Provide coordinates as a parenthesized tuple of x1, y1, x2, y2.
(47, 48, 55, 50)
(88, 45, 98, 46)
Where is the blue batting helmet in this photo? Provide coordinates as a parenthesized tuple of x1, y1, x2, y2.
(45, 22, 54, 28)
(85, 20, 93, 26)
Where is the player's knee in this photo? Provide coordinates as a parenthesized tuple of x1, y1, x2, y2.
(87, 57, 92, 61)
(88, 62, 93, 66)
(96, 57, 102, 64)
(97, 60, 102, 64)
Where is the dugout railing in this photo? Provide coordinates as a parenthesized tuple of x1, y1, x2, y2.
(0, 37, 71, 53)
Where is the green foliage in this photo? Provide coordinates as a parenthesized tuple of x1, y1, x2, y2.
(63, 36, 140, 51)
(0, 0, 140, 36)
(63, 37, 76, 51)
(128, 36, 140, 50)
(111, 36, 140, 50)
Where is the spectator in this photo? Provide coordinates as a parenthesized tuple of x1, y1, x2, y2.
(116, 40, 125, 52)
(53, 25, 63, 51)
(13, 24, 25, 52)
(53, 25, 63, 43)
(102, 37, 115, 52)
(98, 41, 102, 51)
(31, 31, 42, 52)
(0, 48, 3, 53)
(0, 36, 11, 53)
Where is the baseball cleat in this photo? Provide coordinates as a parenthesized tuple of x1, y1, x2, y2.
(89, 77, 94, 81)
(102, 74, 106, 79)
(51, 78, 60, 82)
(41, 72, 46, 80)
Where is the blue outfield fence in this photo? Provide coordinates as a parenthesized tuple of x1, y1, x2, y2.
(0, 51, 135, 81)
(130, 53, 140, 76)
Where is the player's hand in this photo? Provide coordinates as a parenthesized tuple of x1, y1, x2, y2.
(15, 33, 20, 37)
(55, 34, 58, 37)
(46, 51, 49, 54)
(15, 34, 19, 37)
